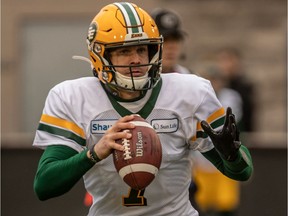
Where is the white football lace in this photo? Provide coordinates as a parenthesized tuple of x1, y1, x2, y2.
(122, 142, 132, 160)
(72, 55, 93, 69)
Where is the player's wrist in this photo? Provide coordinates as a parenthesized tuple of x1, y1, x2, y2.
(218, 141, 241, 162)
(88, 144, 102, 163)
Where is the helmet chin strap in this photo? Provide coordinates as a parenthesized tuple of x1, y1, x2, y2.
(114, 72, 150, 90)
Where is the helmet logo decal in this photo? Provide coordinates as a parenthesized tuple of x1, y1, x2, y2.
(87, 23, 97, 43)
(94, 44, 102, 53)
(131, 33, 143, 38)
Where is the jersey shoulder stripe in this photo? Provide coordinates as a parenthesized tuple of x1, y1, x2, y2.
(38, 114, 86, 146)
(192, 107, 225, 140)
(41, 114, 86, 138)
(206, 107, 226, 124)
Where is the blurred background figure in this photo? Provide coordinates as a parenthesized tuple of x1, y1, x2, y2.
(193, 65, 243, 216)
(199, 65, 243, 122)
(215, 47, 255, 132)
(151, 8, 191, 74)
(192, 151, 241, 216)
(151, 7, 201, 213)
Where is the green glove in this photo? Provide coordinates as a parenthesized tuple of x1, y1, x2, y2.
(201, 107, 241, 161)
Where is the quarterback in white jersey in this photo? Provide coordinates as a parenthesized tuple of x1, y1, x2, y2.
(33, 2, 253, 216)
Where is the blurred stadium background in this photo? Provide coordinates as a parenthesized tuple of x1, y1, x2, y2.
(1, 0, 286, 215)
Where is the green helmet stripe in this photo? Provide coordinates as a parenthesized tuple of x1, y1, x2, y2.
(114, 2, 143, 34)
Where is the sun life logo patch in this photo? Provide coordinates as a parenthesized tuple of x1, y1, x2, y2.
(151, 118, 179, 133)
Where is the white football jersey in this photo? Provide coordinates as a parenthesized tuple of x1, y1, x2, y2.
(33, 73, 225, 216)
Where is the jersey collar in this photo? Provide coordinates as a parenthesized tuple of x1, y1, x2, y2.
(105, 78, 162, 118)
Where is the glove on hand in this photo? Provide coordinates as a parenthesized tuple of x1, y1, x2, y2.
(201, 107, 241, 161)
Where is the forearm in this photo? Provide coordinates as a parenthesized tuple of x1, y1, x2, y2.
(202, 145, 253, 181)
(34, 145, 95, 201)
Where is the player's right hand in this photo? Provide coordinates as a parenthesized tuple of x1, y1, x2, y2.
(92, 115, 136, 160)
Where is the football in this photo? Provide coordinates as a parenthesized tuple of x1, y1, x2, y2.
(113, 115, 162, 190)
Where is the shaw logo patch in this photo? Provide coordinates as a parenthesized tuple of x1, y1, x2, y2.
(91, 119, 117, 134)
(151, 118, 179, 133)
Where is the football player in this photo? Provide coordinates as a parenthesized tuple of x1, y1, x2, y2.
(33, 2, 253, 216)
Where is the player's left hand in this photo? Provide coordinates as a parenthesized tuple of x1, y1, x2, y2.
(200, 107, 241, 161)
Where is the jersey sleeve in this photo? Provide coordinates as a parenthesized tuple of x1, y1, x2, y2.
(33, 85, 86, 152)
(189, 80, 225, 153)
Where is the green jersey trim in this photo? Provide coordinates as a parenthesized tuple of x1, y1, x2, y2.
(196, 116, 225, 138)
(107, 79, 162, 118)
(38, 123, 86, 146)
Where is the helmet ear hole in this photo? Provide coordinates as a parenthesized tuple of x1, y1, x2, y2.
(90, 55, 101, 73)
(91, 56, 96, 63)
